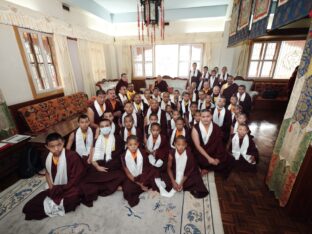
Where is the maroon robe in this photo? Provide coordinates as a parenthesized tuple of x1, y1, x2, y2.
(121, 149, 154, 207)
(154, 80, 168, 92)
(150, 108, 168, 136)
(208, 75, 220, 88)
(179, 101, 191, 116)
(192, 123, 234, 178)
(22, 150, 85, 220)
(89, 102, 104, 125)
(168, 127, 192, 148)
(189, 69, 202, 88)
(229, 134, 259, 172)
(116, 79, 128, 94)
(162, 148, 208, 198)
(237, 92, 252, 116)
(222, 83, 238, 106)
(80, 135, 126, 206)
(121, 127, 144, 147)
(211, 107, 232, 143)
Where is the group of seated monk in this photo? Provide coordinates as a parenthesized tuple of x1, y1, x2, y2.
(22, 69, 258, 220)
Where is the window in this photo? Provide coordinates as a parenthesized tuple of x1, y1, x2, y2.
(132, 44, 203, 78)
(17, 28, 62, 97)
(247, 40, 305, 79)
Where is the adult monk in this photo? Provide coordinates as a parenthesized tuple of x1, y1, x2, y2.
(116, 73, 129, 95)
(154, 75, 168, 93)
(221, 75, 238, 106)
(191, 110, 233, 178)
(188, 62, 202, 88)
(87, 89, 106, 128)
(23, 133, 85, 220)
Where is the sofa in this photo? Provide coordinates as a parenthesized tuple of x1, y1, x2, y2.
(18, 92, 88, 134)
(145, 76, 188, 94)
(234, 77, 259, 101)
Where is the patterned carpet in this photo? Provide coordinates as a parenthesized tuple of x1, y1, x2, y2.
(0, 173, 223, 234)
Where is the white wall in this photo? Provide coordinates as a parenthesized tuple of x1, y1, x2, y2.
(0, 24, 33, 105)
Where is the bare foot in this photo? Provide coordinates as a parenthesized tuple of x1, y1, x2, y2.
(201, 169, 209, 176)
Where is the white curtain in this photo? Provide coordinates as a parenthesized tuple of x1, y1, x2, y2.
(77, 39, 106, 97)
(53, 34, 77, 95)
(203, 41, 212, 67)
(114, 44, 132, 80)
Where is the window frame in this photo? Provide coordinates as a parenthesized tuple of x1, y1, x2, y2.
(14, 26, 63, 99)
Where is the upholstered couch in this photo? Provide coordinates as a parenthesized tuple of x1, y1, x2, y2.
(234, 77, 259, 101)
(18, 92, 88, 134)
(145, 76, 188, 94)
(96, 79, 119, 92)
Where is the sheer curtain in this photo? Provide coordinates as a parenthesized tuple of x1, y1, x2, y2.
(77, 39, 106, 97)
(53, 34, 77, 95)
(235, 41, 251, 78)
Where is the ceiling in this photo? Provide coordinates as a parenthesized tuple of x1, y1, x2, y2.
(63, 0, 231, 23)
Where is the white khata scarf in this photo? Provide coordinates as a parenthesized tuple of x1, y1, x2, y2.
(146, 107, 161, 124)
(122, 111, 137, 127)
(198, 100, 206, 110)
(220, 73, 228, 81)
(170, 127, 185, 149)
(142, 95, 150, 105)
(111, 122, 116, 134)
(44, 149, 68, 217)
(75, 127, 93, 157)
(181, 100, 190, 115)
(170, 119, 176, 130)
(213, 107, 226, 127)
(192, 92, 197, 102)
(123, 126, 136, 142)
(160, 100, 172, 110)
(118, 93, 128, 104)
(232, 133, 254, 164)
(209, 76, 216, 88)
(125, 149, 143, 177)
(94, 100, 106, 117)
(233, 121, 239, 134)
(93, 134, 115, 162)
(187, 112, 193, 123)
(155, 149, 187, 198)
(133, 102, 144, 113)
(199, 121, 213, 145)
(237, 92, 246, 102)
(152, 94, 161, 102)
(146, 134, 161, 153)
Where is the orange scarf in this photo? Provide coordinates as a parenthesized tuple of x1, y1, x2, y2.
(176, 129, 183, 137)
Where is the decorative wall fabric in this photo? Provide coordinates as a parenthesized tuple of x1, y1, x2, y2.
(249, 0, 272, 39)
(0, 90, 16, 139)
(229, 0, 253, 46)
(53, 35, 77, 95)
(228, 0, 241, 46)
(77, 40, 107, 97)
(0, 1, 113, 44)
(272, 0, 312, 30)
(266, 22, 312, 207)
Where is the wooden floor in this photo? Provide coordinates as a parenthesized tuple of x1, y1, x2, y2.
(215, 110, 312, 233)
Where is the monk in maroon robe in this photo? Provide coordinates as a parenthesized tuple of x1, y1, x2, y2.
(191, 110, 234, 178)
(160, 137, 208, 198)
(229, 124, 259, 172)
(116, 73, 129, 95)
(221, 76, 238, 106)
(237, 85, 252, 116)
(121, 136, 155, 207)
(87, 89, 106, 128)
(23, 133, 85, 220)
(105, 89, 123, 124)
(146, 99, 168, 135)
(168, 117, 191, 149)
(154, 75, 168, 92)
(80, 119, 125, 206)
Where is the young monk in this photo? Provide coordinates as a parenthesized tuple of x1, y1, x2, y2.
(145, 99, 168, 132)
(191, 110, 233, 178)
(142, 89, 151, 106)
(118, 86, 128, 106)
(227, 95, 238, 121)
(66, 114, 94, 165)
(23, 133, 85, 220)
(197, 90, 206, 110)
(165, 104, 173, 122)
(133, 93, 148, 116)
(80, 119, 125, 205)
(168, 110, 180, 133)
(202, 81, 211, 95)
(211, 86, 221, 105)
(172, 90, 181, 107)
(229, 124, 258, 172)
(193, 111, 201, 126)
(178, 92, 191, 116)
(121, 114, 143, 146)
(169, 117, 191, 149)
(144, 113, 159, 142)
(121, 102, 138, 128)
(161, 92, 176, 111)
(105, 89, 122, 120)
(103, 111, 120, 136)
(211, 97, 232, 143)
(121, 135, 153, 207)
(146, 123, 169, 187)
(152, 87, 162, 102)
(155, 136, 208, 198)
(126, 83, 136, 101)
(232, 105, 243, 128)
(87, 89, 106, 128)
(205, 94, 215, 110)
(236, 85, 252, 116)
(231, 113, 248, 134)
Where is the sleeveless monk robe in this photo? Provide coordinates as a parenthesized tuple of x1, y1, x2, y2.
(121, 148, 155, 207)
(89, 100, 106, 125)
(80, 134, 126, 206)
(236, 92, 252, 116)
(229, 133, 259, 172)
(146, 107, 168, 136)
(211, 107, 232, 143)
(22, 150, 85, 220)
(159, 148, 208, 198)
(168, 127, 191, 149)
(121, 126, 143, 147)
(193, 123, 234, 178)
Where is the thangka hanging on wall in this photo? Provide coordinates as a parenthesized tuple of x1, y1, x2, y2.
(272, 0, 312, 30)
(228, 0, 241, 46)
(266, 22, 312, 207)
(249, 0, 272, 39)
